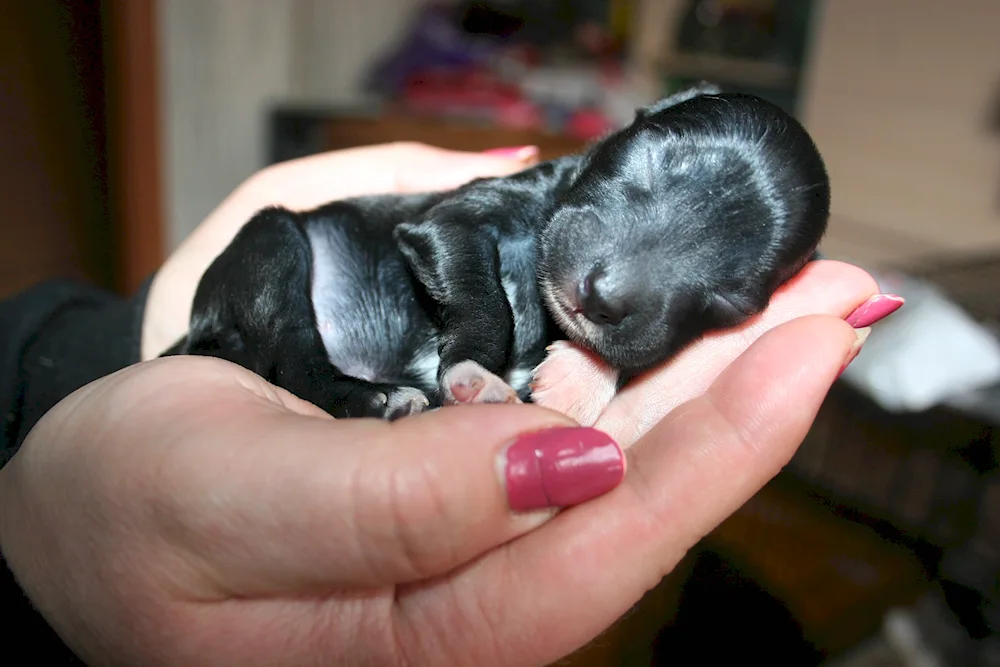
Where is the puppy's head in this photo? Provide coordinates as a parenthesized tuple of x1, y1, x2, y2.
(538, 92, 829, 373)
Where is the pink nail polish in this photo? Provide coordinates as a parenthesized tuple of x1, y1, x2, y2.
(845, 294, 905, 328)
(838, 327, 871, 377)
(504, 427, 625, 512)
(482, 145, 539, 160)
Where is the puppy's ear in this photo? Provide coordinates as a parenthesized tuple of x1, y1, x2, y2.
(393, 221, 445, 298)
(636, 81, 722, 119)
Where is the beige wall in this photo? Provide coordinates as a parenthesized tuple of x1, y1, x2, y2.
(158, 1, 1000, 265)
(157, 0, 422, 250)
(800, 0, 1000, 267)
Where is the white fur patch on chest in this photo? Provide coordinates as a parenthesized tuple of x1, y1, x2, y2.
(504, 365, 535, 393)
(406, 341, 440, 387)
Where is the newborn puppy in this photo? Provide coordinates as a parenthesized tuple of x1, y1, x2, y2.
(164, 83, 830, 420)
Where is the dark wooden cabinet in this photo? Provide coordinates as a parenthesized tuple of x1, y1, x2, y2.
(0, 0, 163, 301)
(268, 106, 590, 166)
(0, 1, 112, 299)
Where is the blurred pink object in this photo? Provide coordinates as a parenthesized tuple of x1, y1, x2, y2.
(566, 109, 613, 140)
(496, 99, 544, 130)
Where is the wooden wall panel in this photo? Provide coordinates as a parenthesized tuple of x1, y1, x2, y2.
(157, 0, 423, 250)
(0, 1, 113, 299)
(104, 0, 167, 294)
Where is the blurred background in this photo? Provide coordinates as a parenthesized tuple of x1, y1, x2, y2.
(2, 1, 1000, 665)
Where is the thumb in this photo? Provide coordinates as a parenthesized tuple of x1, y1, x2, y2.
(384, 315, 865, 667)
(171, 392, 625, 598)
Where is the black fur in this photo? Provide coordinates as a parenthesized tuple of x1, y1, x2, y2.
(164, 84, 830, 420)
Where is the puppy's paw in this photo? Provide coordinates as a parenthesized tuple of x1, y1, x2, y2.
(383, 386, 430, 421)
(530, 340, 619, 426)
(441, 360, 522, 405)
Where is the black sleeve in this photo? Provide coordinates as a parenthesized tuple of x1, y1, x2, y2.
(0, 276, 152, 665)
(0, 277, 152, 465)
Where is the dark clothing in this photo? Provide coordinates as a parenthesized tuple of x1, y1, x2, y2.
(1, 277, 152, 665)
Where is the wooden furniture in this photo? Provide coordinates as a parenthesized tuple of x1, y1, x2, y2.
(0, 2, 113, 299)
(322, 112, 589, 162)
(269, 106, 590, 166)
(547, 477, 930, 667)
(0, 0, 164, 300)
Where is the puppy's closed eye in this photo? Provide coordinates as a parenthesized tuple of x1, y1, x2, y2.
(707, 292, 756, 328)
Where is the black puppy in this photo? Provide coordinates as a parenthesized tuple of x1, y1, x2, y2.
(164, 83, 830, 420)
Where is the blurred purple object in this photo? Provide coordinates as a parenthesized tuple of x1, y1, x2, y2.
(365, 3, 503, 98)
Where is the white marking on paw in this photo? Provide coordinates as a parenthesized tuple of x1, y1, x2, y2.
(442, 360, 521, 405)
(406, 340, 440, 388)
(386, 387, 430, 419)
(504, 365, 535, 394)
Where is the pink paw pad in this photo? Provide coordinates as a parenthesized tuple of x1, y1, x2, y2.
(531, 340, 619, 426)
(442, 360, 522, 405)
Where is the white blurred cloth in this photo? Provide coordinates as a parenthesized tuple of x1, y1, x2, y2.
(839, 268, 1000, 415)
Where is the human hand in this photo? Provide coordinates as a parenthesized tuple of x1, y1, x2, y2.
(1, 268, 874, 667)
(142, 142, 539, 361)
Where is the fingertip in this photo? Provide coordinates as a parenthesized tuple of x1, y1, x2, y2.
(501, 426, 625, 513)
(838, 326, 871, 373)
(786, 258, 877, 292)
(481, 145, 540, 163)
(761, 261, 882, 335)
(844, 293, 905, 328)
(729, 313, 863, 393)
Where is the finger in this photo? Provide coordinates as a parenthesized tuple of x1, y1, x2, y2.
(395, 145, 540, 192)
(144, 360, 624, 597)
(394, 315, 863, 666)
(596, 259, 880, 445)
(177, 143, 535, 272)
(254, 142, 538, 210)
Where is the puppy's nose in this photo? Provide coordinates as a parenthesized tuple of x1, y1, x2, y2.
(578, 269, 628, 326)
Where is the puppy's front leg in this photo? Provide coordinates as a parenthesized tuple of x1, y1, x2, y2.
(277, 367, 431, 420)
(394, 216, 519, 405)
(393, 157, 581, 406)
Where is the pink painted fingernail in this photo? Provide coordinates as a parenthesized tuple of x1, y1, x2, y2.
(504, 427, 625, 512)
(482, 145, 539, 161)
(838, 327, 871, 376)
(845, 294, 905, 327)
